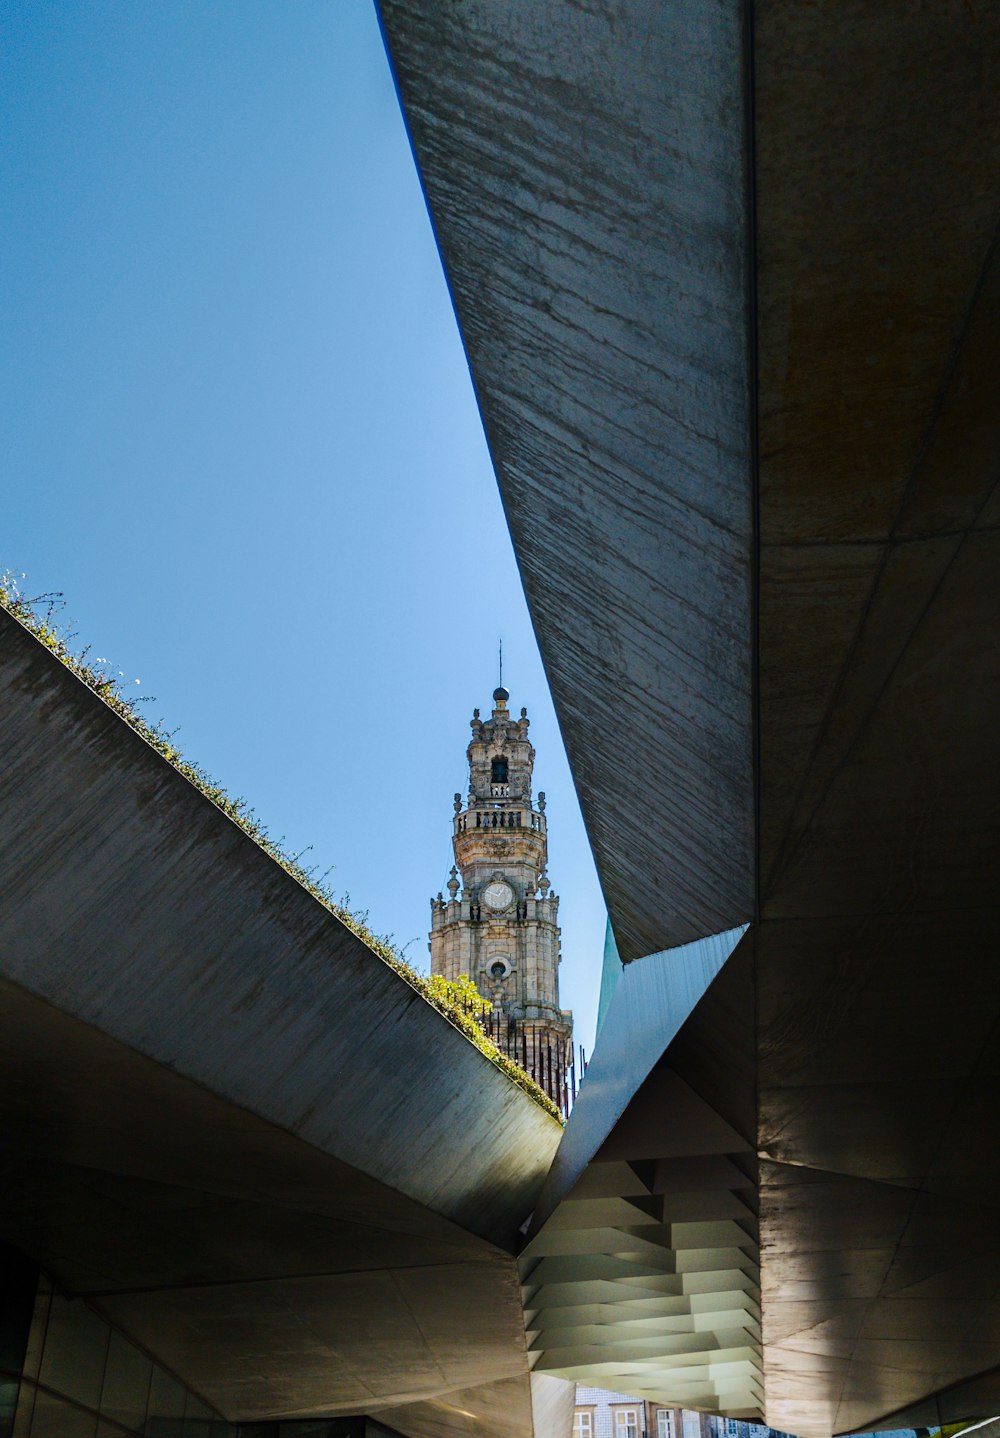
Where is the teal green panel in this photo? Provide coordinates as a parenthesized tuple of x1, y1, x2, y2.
(596, 918, 622, 1038)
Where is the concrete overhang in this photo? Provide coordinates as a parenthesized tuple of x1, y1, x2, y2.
(377, 3, 1000, 1434)
(522, 933, 759, 1416)
(0, 610, 565, 1436)
(377, 0, 756, 964)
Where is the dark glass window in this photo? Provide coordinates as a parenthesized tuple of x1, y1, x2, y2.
(12, 1270, 239, 1438)
(37, 1297, 108, 1410)
(146, 1365, 187, 1436)
(24, 1389, 96, 1437)
(99, 1331, 151, 1432)
(182, 1392, 214, 1438)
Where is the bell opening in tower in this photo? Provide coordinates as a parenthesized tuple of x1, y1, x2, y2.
(490, 755, 508, 783)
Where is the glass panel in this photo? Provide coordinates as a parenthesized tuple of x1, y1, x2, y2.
(145, 1365, 187, 1438)
(11, 1283, 51, 1438)
(144, 1417, 187, 1438)
(658, 1415, 675, 1438)
(100, 1331, 152, 1432)
(18, 1284, 51, 1386)
(36, 1296, 109, 1411)
(25, 1387, 97, 1438)
(11, 1376, 36, 1438)
(181, 1392, 213, 1438)
(0, 1245, 39, 1438)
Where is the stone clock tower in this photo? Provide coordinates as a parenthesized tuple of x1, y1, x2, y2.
(430, 685, 573, 1111)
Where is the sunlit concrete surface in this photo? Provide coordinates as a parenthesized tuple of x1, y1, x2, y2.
(379, 1, 1000, 1432)
(522, 934, 759, 1415)
(531, 929, 748, 1236)
(0, 609, 565, 1437)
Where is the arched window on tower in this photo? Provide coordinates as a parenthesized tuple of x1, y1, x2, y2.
(491, 756, 508, 784)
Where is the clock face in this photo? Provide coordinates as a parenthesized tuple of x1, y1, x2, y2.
(483, 880, 514, 912)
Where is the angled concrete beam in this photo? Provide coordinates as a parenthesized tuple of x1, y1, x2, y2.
(377, 0, 756, 962)
(0, 611, 561, 1430)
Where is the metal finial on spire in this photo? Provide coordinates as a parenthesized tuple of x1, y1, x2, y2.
(493, 637, 509, 705)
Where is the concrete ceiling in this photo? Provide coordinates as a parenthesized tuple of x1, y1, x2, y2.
(0, 610, 564, 1436)
(377, 1, 1000, 1433)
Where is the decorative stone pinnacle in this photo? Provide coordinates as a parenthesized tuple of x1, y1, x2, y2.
(447, 866, 460, 899)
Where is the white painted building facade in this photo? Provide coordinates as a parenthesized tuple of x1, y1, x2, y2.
(573, 1388, 775, 1438)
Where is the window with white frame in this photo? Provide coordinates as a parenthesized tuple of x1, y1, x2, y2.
(657, 1411, 676, 1438)
(614, 1408, 640, 1438)
(573, 1411, 594, 1438)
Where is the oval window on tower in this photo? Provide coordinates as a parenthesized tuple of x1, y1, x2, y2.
(489, 956, 512, 982)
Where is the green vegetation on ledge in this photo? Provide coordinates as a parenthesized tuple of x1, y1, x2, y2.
(0, 574, 562, 1124)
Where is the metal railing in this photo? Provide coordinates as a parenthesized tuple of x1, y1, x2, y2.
(447, 999, 585, 1119)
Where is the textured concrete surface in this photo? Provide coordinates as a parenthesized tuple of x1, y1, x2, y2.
(754, 4, 1000, 1434)
(0, 609, 561, 1434)
(521, 934, 759, 1415)
(379, 0, 755, 964)
(378, 0, 1000, 1432)
(529, 928, 746, 1237)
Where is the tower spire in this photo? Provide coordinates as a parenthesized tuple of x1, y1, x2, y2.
(493, 638, 509, 707)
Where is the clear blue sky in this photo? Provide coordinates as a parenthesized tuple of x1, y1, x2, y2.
(1, 0, 606, 1053)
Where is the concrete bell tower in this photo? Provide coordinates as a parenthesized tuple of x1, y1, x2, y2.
(429, 685, 573, 1111)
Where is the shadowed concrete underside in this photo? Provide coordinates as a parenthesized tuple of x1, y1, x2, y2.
(0, 609, 566, 1437)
